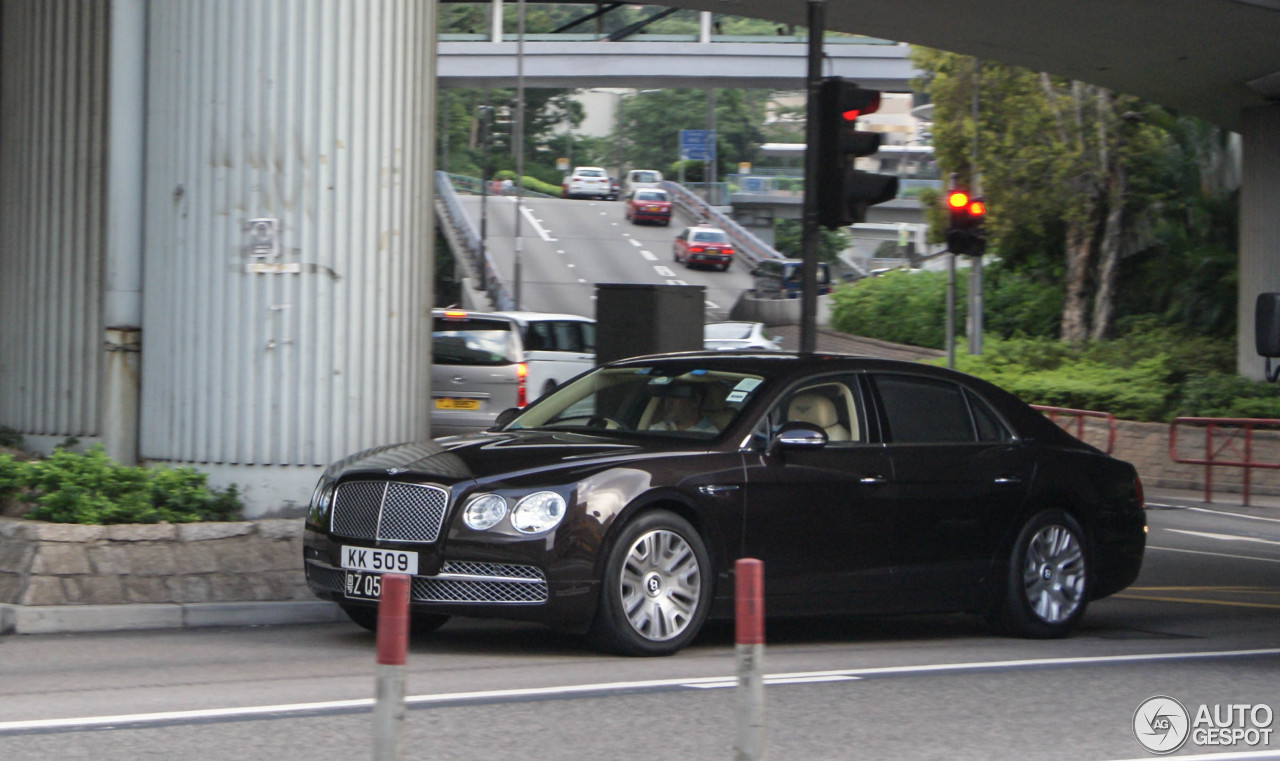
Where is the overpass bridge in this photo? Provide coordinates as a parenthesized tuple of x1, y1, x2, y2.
(437, 36, 918, 91)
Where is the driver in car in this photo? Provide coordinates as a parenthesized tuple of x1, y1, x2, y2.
(649, 385, 718, 433)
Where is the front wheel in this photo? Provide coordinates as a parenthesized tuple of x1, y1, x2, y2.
(589, 510, 712, 656)
(992, 509, 1092, 638)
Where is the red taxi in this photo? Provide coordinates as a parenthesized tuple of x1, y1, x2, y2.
(673, 225, 734, 271)
(624, 189, 673, 226)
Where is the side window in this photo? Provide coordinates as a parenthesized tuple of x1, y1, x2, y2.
(873, 374, 975, 444)
(767, 376, 866, 444)
(551, 322, 583, 352)
(524, 322, 553, 351)
(580, 322, 596, 352)
(967, 390, 1010, 442)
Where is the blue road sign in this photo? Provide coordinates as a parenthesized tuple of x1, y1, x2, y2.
(680, 129, 716, 161)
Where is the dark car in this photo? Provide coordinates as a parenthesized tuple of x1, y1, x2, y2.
(673, 225, 734, 271)
(304, 353, 1145, 656)
(624, 189, 673, 226)
(751, 258, 832, 299)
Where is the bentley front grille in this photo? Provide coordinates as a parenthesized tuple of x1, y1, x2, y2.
(330, 481, 448, 543)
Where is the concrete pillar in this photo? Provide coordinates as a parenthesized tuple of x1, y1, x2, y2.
(1238, 104, 1280, 380)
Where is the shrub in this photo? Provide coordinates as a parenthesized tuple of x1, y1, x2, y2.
(830, 269, 960, 349)
(4, 445, 241, 524)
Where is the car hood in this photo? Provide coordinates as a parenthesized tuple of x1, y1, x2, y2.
(324, 430, 669, 484)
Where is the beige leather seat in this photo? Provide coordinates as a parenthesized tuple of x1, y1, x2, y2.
(786, 394, 850, 441)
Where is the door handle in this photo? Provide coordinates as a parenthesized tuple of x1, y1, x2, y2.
(994, 476, 1023, 485)
(860, 475, 888, 485)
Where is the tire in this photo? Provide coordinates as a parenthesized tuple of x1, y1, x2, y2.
(992, 509, 1091, 638)
(589, 510, 712, 656)
(339, 603, 450, 635)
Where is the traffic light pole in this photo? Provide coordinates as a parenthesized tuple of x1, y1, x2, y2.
(799, 0, 825, 355)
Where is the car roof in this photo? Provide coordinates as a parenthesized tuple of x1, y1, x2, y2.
(491, 311, 594, 324)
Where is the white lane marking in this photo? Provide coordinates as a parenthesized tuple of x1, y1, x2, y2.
(639, 250, 657, 261)
(1185, 505, 1280, 525)
(6, 649, 1279, 734)
(628, 238, 642, 247)
(706, 300, 719, 309)
(1147, 545, 1280, 564)
(577, 278, 587, 283)
(1165, 528, 1280, 547)
(566, 263, 576, 269)
(520, 205, 554, 242)
(654, 266, 675, 277)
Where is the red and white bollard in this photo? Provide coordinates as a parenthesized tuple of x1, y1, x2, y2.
(374, 573, 410, 761)
(734, 558, 765, 761)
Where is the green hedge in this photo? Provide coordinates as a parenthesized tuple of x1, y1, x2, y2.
(0, 445, 242, 525)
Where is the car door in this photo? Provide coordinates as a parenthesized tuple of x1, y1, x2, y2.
(866, 372, 1033, 608)
(741, 375, 899, 615)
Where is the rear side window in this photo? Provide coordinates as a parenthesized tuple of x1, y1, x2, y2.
(433, 318, 516, 365)
(872, 374, 975, 443)
(523, 321, 594, 353)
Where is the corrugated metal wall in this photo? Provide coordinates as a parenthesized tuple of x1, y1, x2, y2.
(140, 0, 436, 467)
(0, 0, 108, 438)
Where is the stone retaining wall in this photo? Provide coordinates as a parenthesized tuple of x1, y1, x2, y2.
(0, 517, 311, 607)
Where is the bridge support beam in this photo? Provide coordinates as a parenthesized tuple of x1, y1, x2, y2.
(1238, 103, 1280, 380)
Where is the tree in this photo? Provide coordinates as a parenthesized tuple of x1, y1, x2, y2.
(912, 48, 1237, 343)
(614, 89, 767, 179)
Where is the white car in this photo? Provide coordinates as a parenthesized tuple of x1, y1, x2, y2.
(703, 321, 782, 351)
(562, 167, 616, 200)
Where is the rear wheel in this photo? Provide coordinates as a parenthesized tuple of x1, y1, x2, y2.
(589, 510, 712, 656)
(992, 509, 1092, 638)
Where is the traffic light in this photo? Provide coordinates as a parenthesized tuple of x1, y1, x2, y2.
(814, 78, 899, 229)
(945, 188, 986, 255)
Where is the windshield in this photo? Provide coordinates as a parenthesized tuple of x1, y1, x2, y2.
(505, 365, 767, 439)
(635, 191, 668, 202)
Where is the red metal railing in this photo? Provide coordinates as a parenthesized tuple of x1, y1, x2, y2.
(1169, 417, 1280, 506)
(1031, 405, 1117, 455)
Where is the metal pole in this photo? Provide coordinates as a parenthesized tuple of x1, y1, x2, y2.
(799, 1, 825, 354)
(734, 559, 766, 761)
(479, 95, 491, 291)
(706, 88, 717, 204)
(373, 574, 410, 761)
(968, 57, 984, 356)
(513, 0, 526, 309)
(947, 254, 957, 369)
(616, 92, 625, 182)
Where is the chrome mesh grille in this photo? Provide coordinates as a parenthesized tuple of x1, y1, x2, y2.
(330, 481, 448, 544)
(307, 560, 547, 605)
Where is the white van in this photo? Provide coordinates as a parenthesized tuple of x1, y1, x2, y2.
(492, 311, 596, 400)
(624, 169, 664, 195)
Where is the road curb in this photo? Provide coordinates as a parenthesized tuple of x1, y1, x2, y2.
(0, 600, 347, 635)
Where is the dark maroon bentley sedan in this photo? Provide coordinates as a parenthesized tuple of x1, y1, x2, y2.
(303, 353, 1145, 656)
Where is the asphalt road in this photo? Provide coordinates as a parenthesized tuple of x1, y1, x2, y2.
(459, 195, 757, 320)
(2, 500, 1278, 760)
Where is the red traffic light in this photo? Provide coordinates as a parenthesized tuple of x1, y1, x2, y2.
(946, 191, 969, 210)
(968, 199, 986, 217)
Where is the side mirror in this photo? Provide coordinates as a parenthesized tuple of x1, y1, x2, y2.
(491, 407, 521, 429)
(1256, 293, 1280, 382)
(767, 421, 827, 457)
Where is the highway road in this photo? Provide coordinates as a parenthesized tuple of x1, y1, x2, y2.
(458, 195, 758, 321)
(2, 499, 1278, 760)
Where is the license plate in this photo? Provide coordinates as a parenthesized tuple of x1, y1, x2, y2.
(344, 571, 385, 601)
(341, 545, 419, 574)
(435, 397, 480, 411)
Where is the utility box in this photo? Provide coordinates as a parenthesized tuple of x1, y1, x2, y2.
(595, 284, 705, 364)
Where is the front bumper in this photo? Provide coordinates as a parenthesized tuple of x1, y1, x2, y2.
(303, 529, 600, 631)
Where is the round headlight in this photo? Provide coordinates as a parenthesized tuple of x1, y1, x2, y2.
(463, 493, 508, 531)
(511, 491, 566, 534)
